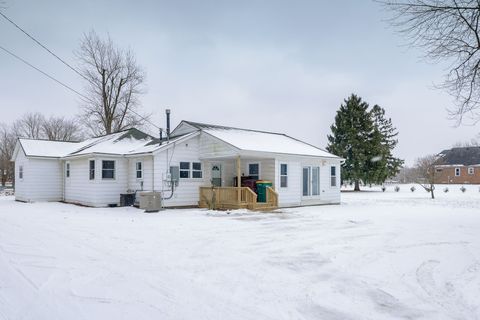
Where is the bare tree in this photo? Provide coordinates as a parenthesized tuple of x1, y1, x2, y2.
(414, 154, 440, 199)
(380, 1, 480, 124)
(42, 116, 84, 141)
(76, 30, 148, 136)
(0, 124, 16, 187)
(13, 112, 45, 139)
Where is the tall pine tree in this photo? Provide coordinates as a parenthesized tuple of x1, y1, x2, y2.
(327, 95, 403, 190)
(327, 94, 373, 191)
(368, 105, 403, 184)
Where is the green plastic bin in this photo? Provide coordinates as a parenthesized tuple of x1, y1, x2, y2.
(256, 180, 273, 202)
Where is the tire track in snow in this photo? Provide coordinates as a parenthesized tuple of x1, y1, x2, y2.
(416, 260, 478, 320)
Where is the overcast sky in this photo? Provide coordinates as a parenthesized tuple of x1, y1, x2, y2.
(1, 0, 479, 165)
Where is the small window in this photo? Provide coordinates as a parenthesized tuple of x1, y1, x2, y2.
(102, 160, 115, 179)
(330, 166, 337, 187)
(66, 162, 70, 178)
(249, 163, 259, 180)
(280, 163, 288, 188)
(180, 162, 190, 178)
(136, 161, 143, 179)
(192, 162, 202, 178)
(468, 167, 474, 175)
(435, 168, 443, 173)
(455, 167, 461, 176)
(89, 160, 95, 180)
(19, 165, 23, 179)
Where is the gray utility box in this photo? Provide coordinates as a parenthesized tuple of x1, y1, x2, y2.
(138, 192, 162, 212)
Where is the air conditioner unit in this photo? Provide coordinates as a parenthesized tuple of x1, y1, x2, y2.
(138, 191, 162, 212)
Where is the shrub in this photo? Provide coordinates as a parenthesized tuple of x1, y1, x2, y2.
(394, 186, 400, 192)
(460, 186, 466, 193)
(444, 187, 449, 193)
(381, 186, 386, 192)
(410, 186, 415, 192)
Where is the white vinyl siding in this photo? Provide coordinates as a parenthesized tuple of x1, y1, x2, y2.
(14, 149, 63, 202)
(127, 157, 153, 191)
(153, 135, 205, 207)
(65, 157, 128, 207)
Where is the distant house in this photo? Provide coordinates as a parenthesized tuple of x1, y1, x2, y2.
(11, 121, 343, 209)
(434, 147, 480, 184)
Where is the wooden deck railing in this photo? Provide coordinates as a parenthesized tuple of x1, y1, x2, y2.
(199, 186, 278, 210)
(199, 187, 258, 210)
(266, 186, 279, 207)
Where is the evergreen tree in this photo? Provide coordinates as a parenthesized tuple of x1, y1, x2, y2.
(327, 94, 373, 191)
(327, 95, 404, 191)
(368, 105, 404, 184)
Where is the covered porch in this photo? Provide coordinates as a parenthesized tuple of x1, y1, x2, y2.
(198, 155, 279, 211)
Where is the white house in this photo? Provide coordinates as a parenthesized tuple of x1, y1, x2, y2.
(12, 121, 343, 209)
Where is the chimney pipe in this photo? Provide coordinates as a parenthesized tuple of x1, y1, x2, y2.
(159, 128, 163, 146)
(166, 109, 171, 140)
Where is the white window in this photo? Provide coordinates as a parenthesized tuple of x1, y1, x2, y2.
(468, 167, 475, 175)
(455, 167, 461, 176)
(180, 162, 190, 178)
(192, 162, 202, 178)
(66, 162, 70, 178)
(136, 161, 143, 179)
(19, 165, 23, 179)
(280, 164, 288, 188)
(249, 163, 260, 180)
(89, 160, 95, 180)
(330, 166, 337, 187)
(102, 160, 115, 179)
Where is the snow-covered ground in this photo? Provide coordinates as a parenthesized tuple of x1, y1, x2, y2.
(1, 185, 480, 320)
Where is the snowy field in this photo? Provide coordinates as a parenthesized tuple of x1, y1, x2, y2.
(1, 185, 480, 320)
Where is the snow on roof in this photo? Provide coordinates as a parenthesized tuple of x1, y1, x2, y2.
(202, 127, 338, 158)
(18, 139, 82, 158)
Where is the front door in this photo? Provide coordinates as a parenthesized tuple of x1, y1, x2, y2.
(211, 164, 222, 187)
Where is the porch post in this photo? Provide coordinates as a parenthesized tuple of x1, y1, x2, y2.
(237, 155, 241, 203)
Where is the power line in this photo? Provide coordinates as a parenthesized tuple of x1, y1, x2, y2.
(0, 12, 159, 130)
(0, 44, 160, 130)
(0, 11, 89, 82)
(0, 44, 90, 101)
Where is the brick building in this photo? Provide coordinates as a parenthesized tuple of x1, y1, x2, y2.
(434, 147, 480, 184)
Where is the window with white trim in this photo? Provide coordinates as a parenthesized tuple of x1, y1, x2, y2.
(330, 166, 337, 187)
(180, 162, 190, 178)
(280, 164, 288, 188)
(66, 162, 70, 178)
(455, 167, 461, 176)
(192, 162, 202, 178)
(102, 160, 115, 179)
(89, 160, 95, 180)
(19, 165, 23, 179)
(136, 161, 143, 179)
(249, 163, 259, 180)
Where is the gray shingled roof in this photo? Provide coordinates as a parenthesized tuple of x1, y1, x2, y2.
(437, 147, 480, 165)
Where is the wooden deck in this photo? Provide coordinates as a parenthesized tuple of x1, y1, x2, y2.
(199, 186, 279, 211)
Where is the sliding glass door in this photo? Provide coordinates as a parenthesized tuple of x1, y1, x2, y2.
(302, 166, 320, 197)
